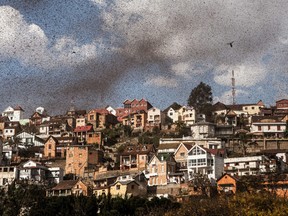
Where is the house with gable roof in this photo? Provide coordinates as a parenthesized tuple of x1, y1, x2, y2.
(217, 173, 241, 194)
(163, 102, 183, 123)
(146, 154, 181, 186)
(187, 144, 225, 182)
(15, 131, 45, 147)
(44, 136, 65, 158)
(18, 160, 48, 182)
(120, 144, 156, 171)
(2, 106, 24, 122)
(3, 121, 22, 140)
(174, 143, 194, 172)
(46, 179, 90, 196)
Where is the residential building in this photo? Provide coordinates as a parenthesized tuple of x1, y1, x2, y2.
(174, 143, 194, 173)
(217, 173, 240, 194)
(109, 172, 147, 198)
(0, 166, 18, 186)
(122, 110, 147, 132)
(146, 154, 180, 186)
(87, 108, 118, 130)
(163, 102, 183, 123)
(110, 180, 142, 198)
(250, 115, 288, 138)
(18, 160, 48, 183)
(3, 121, 22, 140)
(187, 144, 225, 181)
(276, 99, 288, 109)
(65, 145, 103, 177)
(39, 118, 71, 138)
(75, 116, 86, 128)
(29, 110, 49, 127)
(46, 180, 90, 196)
(190, 122, 216, 139)
(224, 155, 276, 176)
(44, 136, 66, 158)
(73, 125, 93, 144)
(2, 106, 24, 122)
(15, 131, 45, 147)
(146, 107, 164, 130)
(182, 106, 197, 126)
(119, 144, 155, 171)
(47, 167, 64, 184)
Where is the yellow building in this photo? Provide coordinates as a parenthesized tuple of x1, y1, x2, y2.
(110, 180, 142, 198)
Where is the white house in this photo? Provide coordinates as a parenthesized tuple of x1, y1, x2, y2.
(224, 155, 274, 176)
(147, 107, 163, 129)
(2, 106, 24, 122)
(47, 167, 64, 184)
(105, 106, 117, 116)
(187, 144, 224, 182)
(0, 166, 18, 186)
(190, 122, 216, 139)
(250, 115, 288, 138)
(182, 106, 196, 126)
(16, 131, 45, 147)
(18, 160, 48, 182)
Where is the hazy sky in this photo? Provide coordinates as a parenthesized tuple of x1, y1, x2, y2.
(0, 1, 288, 115)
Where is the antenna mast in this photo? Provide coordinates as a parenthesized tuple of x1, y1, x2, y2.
(232, 70, 236, 105)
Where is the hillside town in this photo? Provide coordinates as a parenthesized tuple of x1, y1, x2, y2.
(1, 94, 288, 201)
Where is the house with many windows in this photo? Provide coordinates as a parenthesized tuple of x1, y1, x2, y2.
(187, 144, 224, 182)
(250, 115, 288, 138)
(224, 155, 276, 176)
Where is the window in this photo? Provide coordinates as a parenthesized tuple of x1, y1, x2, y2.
(197, 158, 206, 166)
(131, 185, 134, 190)
(48, 144, 52, 149)
(79, 153, 82, 158)
(268, 125, 271, 130)
(180, 152, 185, 157)
(190, 147, 205, 155)
(169, 112, 173, 116)
(116, 185, 120, 190)
(90, 115, 94, 120)
(188, 159, 197, 166)
(252, 107, 255, 110)
(277, 125, 281, 131)
(258, 126, 261, 131)
(161, 165, 164, 173)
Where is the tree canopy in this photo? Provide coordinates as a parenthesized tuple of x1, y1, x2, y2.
(187, 82, 213, 116)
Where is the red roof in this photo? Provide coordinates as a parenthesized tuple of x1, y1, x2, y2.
(89, 108, 109, 115)
(74, 125, 93, 132)
(204, 147, 225, 156)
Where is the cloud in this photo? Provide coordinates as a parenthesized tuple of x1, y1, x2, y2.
(144, 75, 178, 87)
(214, 63, 266, 87)
(95, 0, 288, 99)
(214, 89, 249, 105)
(0, 6, 101, 69)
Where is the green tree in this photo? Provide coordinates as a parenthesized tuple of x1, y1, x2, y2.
(187, 82, 213, 117)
